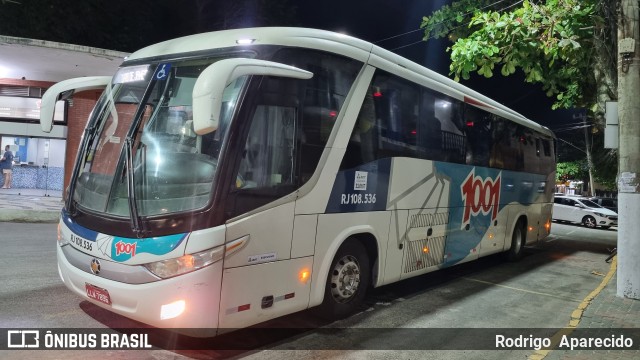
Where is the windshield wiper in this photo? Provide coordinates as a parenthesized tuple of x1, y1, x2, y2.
(124, 136, 146, 237)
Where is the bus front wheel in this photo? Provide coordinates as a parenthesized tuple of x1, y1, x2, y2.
(318, 240, 370, 319)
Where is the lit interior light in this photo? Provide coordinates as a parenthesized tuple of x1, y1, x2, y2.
(236, 38, 256, 45)
(299, 269, 311, 283)
(160, 300, 186, 320)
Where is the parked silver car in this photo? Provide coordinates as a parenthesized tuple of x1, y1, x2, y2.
(553, 195, 618, 229)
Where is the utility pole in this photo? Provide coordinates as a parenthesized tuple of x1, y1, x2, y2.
(573, 113, 595, 196)
(617, 0, 640, 300)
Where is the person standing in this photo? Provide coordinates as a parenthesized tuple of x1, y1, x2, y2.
(1, 144, 14, 189)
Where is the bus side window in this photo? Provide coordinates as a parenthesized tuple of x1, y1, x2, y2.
(237, 105, 296, 190)
(463, 104, 491, 167)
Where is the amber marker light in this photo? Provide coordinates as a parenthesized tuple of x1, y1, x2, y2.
(488, 233, 494, 239)
(422, 246, 430, 254)
(299, 269, 311, 283)
(528, 226, 534, 232)
(160, 300, 186, 320)
(545, 220, 551, 232)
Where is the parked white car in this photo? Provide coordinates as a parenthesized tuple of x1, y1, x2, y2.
(553, 195, 618, 229)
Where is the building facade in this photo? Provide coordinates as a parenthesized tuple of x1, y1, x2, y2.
(0, 36, 127, 194)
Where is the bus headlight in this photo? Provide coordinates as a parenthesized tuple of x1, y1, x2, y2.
(144, 246, 224, 279)
(57, 222, 69, 246)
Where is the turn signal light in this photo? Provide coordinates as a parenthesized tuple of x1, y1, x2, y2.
(299, 269, 310, 283)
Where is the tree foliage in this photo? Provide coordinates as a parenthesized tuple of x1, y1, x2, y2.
(421, 0, 618, 117)
(556, 161, 587, 182)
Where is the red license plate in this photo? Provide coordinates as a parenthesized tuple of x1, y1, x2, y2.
(85, 283, 112, 305)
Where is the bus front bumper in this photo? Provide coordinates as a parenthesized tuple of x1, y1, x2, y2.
(57, 244, 223, 337)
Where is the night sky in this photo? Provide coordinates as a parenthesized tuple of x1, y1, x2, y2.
(295, 0, 572, 131)
(0, 0, 572, 132)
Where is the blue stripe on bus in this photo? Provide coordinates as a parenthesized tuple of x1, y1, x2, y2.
(61, 210, 99, 241)
(434, 162, 547, 265)
(325, 158, 548, 266)
(111, 233, 188, 262)
(325, 158, 391, 213)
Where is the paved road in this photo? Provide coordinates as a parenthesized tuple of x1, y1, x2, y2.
(0, 221, 618, 359)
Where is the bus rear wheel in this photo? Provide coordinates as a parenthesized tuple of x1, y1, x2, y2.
(506, 221, 526, 261)
(318, 240, 370, 319)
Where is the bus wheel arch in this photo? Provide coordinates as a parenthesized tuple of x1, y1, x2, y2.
(317, 235, 376, 319)
(506, 216, 527, 261)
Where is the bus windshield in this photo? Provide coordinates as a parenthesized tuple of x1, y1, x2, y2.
(73, 58, 247, 217)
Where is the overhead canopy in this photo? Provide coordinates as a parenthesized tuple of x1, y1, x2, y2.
(0, 35, 128, 82)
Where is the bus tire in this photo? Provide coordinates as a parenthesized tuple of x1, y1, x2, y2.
(317, 240, 370, 319)
(506, 220, 526, 262)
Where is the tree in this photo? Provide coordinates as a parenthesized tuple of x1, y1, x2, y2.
(421, 0, 618, 120)
(556, 161, 586, 183)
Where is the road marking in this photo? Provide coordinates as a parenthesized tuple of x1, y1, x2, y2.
(460, 277, 583, 302)
(528, 255, 617, 360)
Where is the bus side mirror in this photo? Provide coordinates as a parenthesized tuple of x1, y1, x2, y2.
(40, 76, 112, 133)
(192, 58, 313, 135)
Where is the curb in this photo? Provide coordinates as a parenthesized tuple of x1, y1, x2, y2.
(0, 209, 59, 223)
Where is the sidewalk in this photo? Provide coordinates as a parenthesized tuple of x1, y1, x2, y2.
(0, 187, 62, 223)
(541, 257, 640, 359)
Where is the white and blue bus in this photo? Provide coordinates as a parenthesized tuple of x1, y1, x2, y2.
(40, 27, 555, 336)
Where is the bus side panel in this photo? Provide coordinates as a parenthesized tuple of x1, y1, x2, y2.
(291, 214, 318, 258)
(218, 256, 313, 329)
(309, 212, 391, 308)
(223, 202, 295, 269)
(384, 158, 455, 280)
(381, 209, 408, 286)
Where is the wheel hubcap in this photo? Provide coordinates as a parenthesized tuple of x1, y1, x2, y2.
(330, 255, 361, 303)
(585, 217, 595, 228)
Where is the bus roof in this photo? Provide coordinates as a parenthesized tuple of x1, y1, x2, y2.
(125, 27, 554, 138)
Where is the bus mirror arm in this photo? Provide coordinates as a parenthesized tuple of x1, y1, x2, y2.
(192, 58, 313, 135)
(40, 76, 112, 133)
